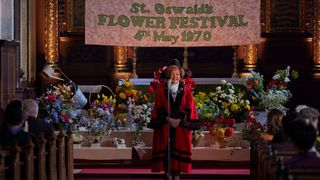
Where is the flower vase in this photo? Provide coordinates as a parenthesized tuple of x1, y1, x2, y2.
(132, 130, 145, 147)
(215, 138, 229, 148)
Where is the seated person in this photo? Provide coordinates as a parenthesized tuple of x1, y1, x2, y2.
(23, 99, 53, 138)
(298, 106, 319, 130)
(0, 100, 33, 146)
(261, 109, 285, 143)
(284, 116, 320, 169)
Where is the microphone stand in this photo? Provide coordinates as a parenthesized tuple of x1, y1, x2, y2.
(167, 81, 171, 180)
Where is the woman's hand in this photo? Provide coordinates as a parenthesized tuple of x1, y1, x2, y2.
(169, 118, 181, 128)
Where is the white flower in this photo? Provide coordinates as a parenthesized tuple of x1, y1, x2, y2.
(245, 100, 250, 104)
(273, 74, 280, 80)
(220, 80, 227, 84)
(228, 89, 234, 94)
(284, 77, 290, 83)
(216, 86, 221, 91)
(285, 66, 290, 76)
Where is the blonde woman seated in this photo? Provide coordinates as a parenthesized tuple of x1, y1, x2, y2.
(260, 109, 285, 142)
(23, 99, 53, 138)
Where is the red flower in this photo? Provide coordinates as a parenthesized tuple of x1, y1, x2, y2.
(247, 83, 253, 89)
(61, 113, 70, 123)
(268, 80, 276, 89)
(223, 118, 236, 128)
(224, 127, 234, 137)
(148, 85, 154, 94)
(47, 95, 56, 101)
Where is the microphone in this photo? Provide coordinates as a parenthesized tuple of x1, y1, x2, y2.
(167, 79, 172, 90)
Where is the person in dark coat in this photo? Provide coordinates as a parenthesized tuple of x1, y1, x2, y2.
(0, 100, 33, 146)
(284, 116, 320, 169)
(23, 99, 53, 138)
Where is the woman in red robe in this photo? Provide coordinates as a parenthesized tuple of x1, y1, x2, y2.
(148, 59, 199, 180)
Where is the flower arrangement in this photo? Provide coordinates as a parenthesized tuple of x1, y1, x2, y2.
(241, 109, 263, 141)
(115, 80, 149, 107)
(86, 94, 116, 136)
(243, 70, 264, 106)
(261, 66, 298, 111)
(209, 80, 251, 123)
(38, 84, 77, 131)
(130, 104, 152, 146)
(268, 66, 299, 90)
(194, 92, 219, 130)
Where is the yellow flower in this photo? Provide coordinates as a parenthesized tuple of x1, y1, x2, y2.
(216, 128, 225, 139)
(196, 102, 203, 109)
(124, 90, 132, 96)
(97, 94, 100, 99)
(131, 89, 138, 96)
(116, 85, 121, 92)
(123, 81, 132, 87)
(119, 93, 126, 100)
(245, 104, 251, 110)
(230, 104, 239, 111)
(222, 102, 229, 108)
(198, 92, 206, 98)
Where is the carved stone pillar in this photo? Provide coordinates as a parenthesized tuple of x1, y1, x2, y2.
(45, 0, 59, 65)
(314, 0, 320, 78)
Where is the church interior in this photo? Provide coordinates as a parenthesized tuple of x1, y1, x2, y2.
(0, 0, 320, 179)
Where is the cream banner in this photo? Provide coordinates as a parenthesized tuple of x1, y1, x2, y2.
(85, 0, 261, 47)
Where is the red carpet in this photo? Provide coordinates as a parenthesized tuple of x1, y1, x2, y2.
(76, 168, 250, 175)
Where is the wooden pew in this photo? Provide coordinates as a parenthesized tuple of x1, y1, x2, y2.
(0, 129, 74, 180)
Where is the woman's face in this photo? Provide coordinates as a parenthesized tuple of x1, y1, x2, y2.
(170, 68, 181, 84)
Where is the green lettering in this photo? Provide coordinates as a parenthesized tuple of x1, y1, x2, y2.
(130, 3, 140, 13)
(97, 14, 107, 25)
(118, 15, 130, 27)
(107, 15, 118, 26)
(172, 6, 185, 14)
(217, 16, 228, 27)
(169, 17, 179, 29)
(153, 31, 165, 41)
(238, 15, 248, 26)
(130, 16, 146, 27)
(154, 3, 164, 14)
(228, 16, 239, 27)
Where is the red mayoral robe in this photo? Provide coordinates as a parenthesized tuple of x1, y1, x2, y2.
(148, 81, 199, 174)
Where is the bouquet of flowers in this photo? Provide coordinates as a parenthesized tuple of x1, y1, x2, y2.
(130, 103, 152, 146)
(115, 80, 149, 108)
(85, 94, 116, 137)
(209, 80, 251, 123)
(243, 70, 264, 106)
(38, 84, 77, 131)
(261, 66, 298, 111)
(194, 91, 219, 130)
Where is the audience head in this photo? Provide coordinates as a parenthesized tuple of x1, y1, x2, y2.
(23, 99, 39, 118)
(289, 116, 318, 151)
(298, 107, 319, 130)
(282, 111, 300, 138)
(266, 109, 284, 135)
(4, 100, 26, 126)
(295, 104, 309, 113)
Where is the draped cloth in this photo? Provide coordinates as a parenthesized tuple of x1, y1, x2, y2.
(148, 81, 199, 173)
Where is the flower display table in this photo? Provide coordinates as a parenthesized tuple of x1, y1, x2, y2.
(73, 144, 132, 160)
(73, 128, 250, 161)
